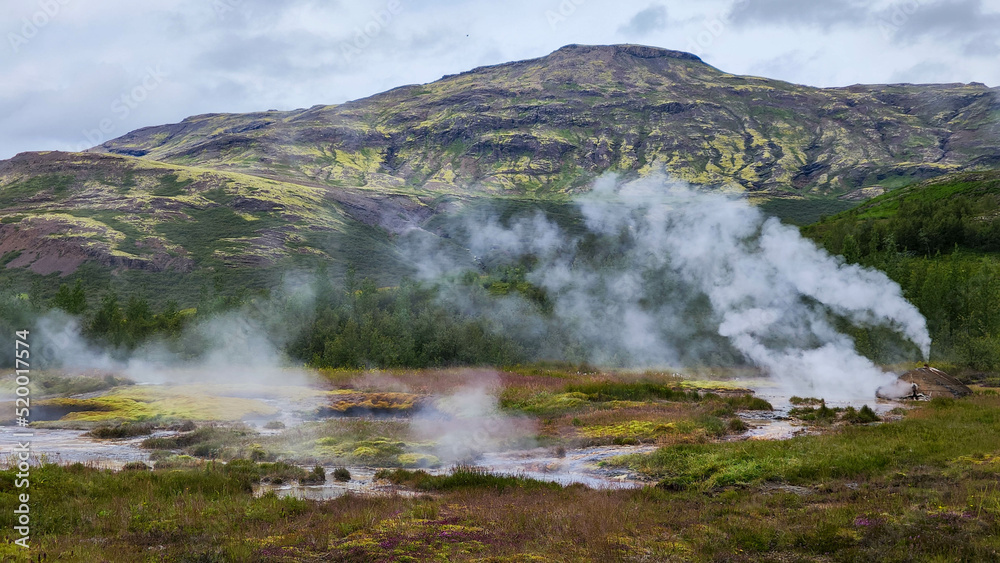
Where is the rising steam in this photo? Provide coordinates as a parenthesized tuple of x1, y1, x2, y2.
(414, 172, 931, 400)
(27, 172, 931, 403)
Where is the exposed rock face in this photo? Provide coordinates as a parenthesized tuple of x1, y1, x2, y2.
(92, 44, 1000, 196)
(838, 186, 887, 201)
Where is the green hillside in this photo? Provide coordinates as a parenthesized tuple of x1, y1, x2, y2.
(803, 171, 1000, 372)
(1, 44, 998, 304)
(0, 151, 413, 305)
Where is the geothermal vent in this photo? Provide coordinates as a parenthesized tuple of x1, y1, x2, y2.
(878, 366, 972, 400)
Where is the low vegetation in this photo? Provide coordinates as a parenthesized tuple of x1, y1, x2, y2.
(3, 393, 1000, 560)
(86, 422, 156, 439)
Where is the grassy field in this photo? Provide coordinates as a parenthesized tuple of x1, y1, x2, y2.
(2, 369, 1000, 560)
(2, 392, 1000, 560)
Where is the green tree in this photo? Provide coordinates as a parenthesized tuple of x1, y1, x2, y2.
(52, 280, 87, 315)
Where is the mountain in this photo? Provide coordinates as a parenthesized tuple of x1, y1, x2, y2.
(1, 44, 999, 303)
(94, 44, 1000, 196)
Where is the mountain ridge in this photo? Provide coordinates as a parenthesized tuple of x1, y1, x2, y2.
(89, 43, 1000, 197)
(1, 44, 999, 303)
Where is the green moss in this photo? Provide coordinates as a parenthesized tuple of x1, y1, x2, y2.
(578, 420, 677, 440)
(34, 386, 277, 423)
(397, 453, 441, 468)
(0, 174, 74, 206)
(152, 173, 194, 196)
(501, 392, 590, 415)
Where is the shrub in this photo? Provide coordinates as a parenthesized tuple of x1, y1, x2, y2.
(300, 465, 326, 485)
(789, 397, 824, 406)
(121, 461, 150, 471)
(843, 405, 880, 424)
(727, 418, 748, 433)
(332, 467, 352, 482)
(259, 462, 307, 485)
(88, 422, 155, 439)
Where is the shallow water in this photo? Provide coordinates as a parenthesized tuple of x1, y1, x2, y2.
(2, 380, 910, 496)
(254, 467, 416, 500)
(253, 445, 655, 500)
(473, 445, 655, 489)
(0, 425, 153, 469)
(733, 391, 907, 441)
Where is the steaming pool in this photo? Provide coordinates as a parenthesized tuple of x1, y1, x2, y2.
(3, 374, 909, 499)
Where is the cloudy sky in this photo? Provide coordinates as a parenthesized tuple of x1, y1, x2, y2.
(2, 0, 998, 160)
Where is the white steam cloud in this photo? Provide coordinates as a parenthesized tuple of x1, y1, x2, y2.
(26, 173, 931, 404)
(411, 371, 535, 462)
(30, 277, 319, 388)
(413, 172, 931, 400)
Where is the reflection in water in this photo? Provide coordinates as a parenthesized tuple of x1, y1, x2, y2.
(0, 426, 153, 469)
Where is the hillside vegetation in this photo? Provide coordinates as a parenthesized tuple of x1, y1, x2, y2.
(804, 171, 1000, 372)
(96, 45, 1000, 198)
(2, 44, 999, 301)
(1, 44, 999, 374)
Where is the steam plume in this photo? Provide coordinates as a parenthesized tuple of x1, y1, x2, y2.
(415, 172, 931, 400)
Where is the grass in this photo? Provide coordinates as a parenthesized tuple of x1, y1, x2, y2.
(320, 391, 426, 416)
(610, 394, 1000, 490)
(0, 174, 74, 206)
(375, 466, 563, 493)
(759, 197, 859, 226)
(12, 368, 1000, 560)
(32, 385, 280, 424)
(272, 418, 432, 467)
(87, 422, 155, 439)
(142, 425, 264, 460)
(155, 204, 282, 262)
(151, 173, 193, 196)
(564, 381, 701, 402)
(0, 371, 133, 398)
(4, 396, 1000, 562)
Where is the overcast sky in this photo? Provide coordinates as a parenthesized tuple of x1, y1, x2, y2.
(2, 0, 998, 160)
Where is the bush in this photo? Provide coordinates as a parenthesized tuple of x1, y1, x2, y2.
(843, 405, 880, 424)
(727, 418, 748, 433)
(88, 422, 155, 439)
(789, 397, 823, 406)
(258, 462, 307, 485)
(724, 395, 774, 411)
(121, 461, 150, 471)
(332, 467, 352, 482)
(300, 465, 326, 485)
